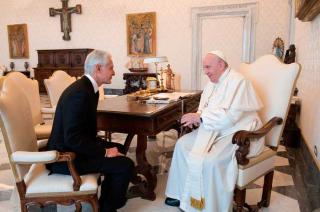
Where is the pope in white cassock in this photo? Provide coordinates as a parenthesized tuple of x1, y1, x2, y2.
(165, 51, 264, 212)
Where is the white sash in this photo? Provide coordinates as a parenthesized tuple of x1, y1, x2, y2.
(182, 125, 218, 210)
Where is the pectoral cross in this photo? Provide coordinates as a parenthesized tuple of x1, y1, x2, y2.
(49, 0, 82, 41)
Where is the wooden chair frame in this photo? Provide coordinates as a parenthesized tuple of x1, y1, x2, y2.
(15, 152, 99, 212)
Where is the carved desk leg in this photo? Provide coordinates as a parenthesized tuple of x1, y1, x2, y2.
(135, 134, 157, 200)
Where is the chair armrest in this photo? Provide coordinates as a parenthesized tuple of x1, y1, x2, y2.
(56, 152, 82, 191)
(232, 117, 283, 165)
(11, 150, 58, 164)
(12, 151, 81, 191)
(41, 106, 56, 114)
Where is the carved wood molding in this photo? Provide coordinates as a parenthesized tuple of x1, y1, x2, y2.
(191, 2, 258, 89)
(56, 152, 81, 191)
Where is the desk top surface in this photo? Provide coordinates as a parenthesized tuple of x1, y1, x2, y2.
(97, 91, 201, 117)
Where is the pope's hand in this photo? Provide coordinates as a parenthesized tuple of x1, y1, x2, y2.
(105, 147, 124, 157)
(181, 113, 201, 128)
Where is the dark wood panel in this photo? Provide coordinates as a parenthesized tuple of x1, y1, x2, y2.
(38, 52, 54, 67)
(55, 52, 70, 67)
(34, 48, 93, 93)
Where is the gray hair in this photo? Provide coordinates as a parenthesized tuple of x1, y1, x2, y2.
(84, 50, 111, 75)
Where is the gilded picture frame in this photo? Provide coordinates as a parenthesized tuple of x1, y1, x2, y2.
(126, 12, 156, 56)
(7, 24, 29, 59)
(295, 0, 320, 21)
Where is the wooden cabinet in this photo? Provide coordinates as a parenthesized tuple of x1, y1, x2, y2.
(34, 48, 93, 93)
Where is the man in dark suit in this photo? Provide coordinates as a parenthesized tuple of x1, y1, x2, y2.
(47, 50, 134, 212)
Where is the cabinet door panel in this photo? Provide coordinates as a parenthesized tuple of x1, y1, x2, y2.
(55, 52, 70, 67)
(71, 52, 86, 67)
(38, 53, 54, 67)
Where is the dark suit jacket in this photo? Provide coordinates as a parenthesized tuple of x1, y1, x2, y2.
(47, 76, 105, 174)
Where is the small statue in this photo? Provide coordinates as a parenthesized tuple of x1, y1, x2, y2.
(272, 37, 285, 60)
(171, 73, 175, 91)
(284, 44, 296, 64)
(165, 64, 174, 90)
(10, 62, 15, 71)
(24, 62, 29, 71)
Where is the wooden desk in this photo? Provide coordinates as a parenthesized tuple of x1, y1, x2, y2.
(97, 91, 201, 200)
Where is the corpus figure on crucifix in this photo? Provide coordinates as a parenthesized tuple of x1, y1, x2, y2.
(49, 0, 81, 41)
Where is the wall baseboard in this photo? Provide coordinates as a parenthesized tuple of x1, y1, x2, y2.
(299, 135, 320, 187)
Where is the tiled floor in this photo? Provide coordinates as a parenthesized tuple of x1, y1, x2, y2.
(1, 131, 318, 212)
(0, 95, 319, 211)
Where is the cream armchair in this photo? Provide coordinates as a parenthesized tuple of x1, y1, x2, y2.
(44, 70, 76, 109)
(6, 72, 53, 141)
(232, 55, 300, 211)
(179, 55, 300, 211)
(0, 76, 99, 212)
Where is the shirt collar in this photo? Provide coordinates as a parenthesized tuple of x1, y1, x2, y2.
(85, 74, 99, 93)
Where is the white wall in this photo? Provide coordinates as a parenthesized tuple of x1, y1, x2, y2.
(295, 14, 320, 169)
(0, 0, 289, 89)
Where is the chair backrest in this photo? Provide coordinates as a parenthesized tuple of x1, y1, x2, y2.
(0, 76, 38, 182)
(44, 70, 76, 106)
(6, 72, 42, 126)
(239, 55, 300, 147)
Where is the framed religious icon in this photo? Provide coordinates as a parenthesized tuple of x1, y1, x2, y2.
(296, 0, 320, 21)
(126, 12, 156, 56)
(7, 24, 29, 59)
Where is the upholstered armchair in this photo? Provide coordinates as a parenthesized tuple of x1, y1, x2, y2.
(179, 55, 300, 211)
(6, 72, 53, 141)
(44, 70, 76, 109)
(232, 55, 300, 211)
(0, 76, 99, 212)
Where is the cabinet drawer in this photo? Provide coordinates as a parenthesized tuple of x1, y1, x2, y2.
(38, 53, 54, 67)
(184, 95, 200, 113)
(71, 52, 87, 67)
(156, 105, 182, 130)
(55, 52, 70, 67)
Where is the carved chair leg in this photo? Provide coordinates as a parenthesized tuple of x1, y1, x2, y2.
(75, 201, 82, 212)
(234, 188, 246, 212)
(89, 196, 99, 212)
(258, 170, 274, 208)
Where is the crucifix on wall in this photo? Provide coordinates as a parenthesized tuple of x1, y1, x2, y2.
(49, 0, 81, 41)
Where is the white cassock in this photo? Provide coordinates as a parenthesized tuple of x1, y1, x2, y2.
(165, 68, 264, 212)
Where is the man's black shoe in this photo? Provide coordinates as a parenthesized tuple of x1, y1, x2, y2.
(165, 197, 180, 207)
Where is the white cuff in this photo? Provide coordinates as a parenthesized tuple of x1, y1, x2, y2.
(11, 151, 58, 164)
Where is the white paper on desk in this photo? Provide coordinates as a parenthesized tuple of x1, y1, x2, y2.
(153, 92, 195, 100)
(146, 99, 172, 104)
(146, 92, 196, 104)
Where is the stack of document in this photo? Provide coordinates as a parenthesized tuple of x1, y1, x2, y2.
(146, 92, 195, 104)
